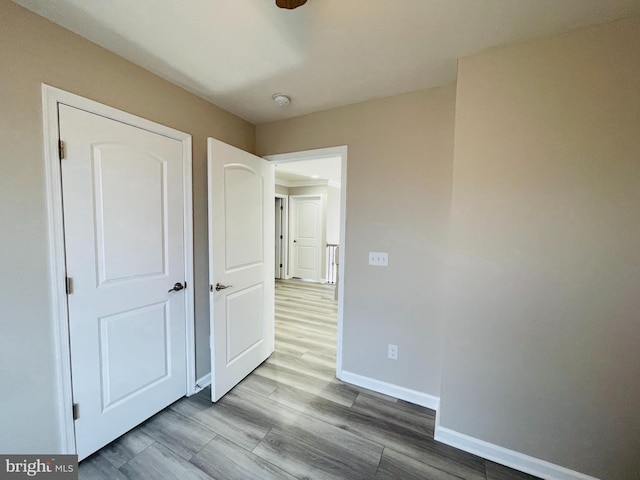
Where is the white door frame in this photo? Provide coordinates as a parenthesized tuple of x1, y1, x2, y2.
(275, 194, 289, 279)
(41, 84, 195, 453)
(264, 146, 347, 378)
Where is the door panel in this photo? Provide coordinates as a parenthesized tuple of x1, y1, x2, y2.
(226, 284, 264, 362)
(208, 138, 274, 402)
(225, 166, 263, 269)
(59, 105, 187, 460)
(290, 195, 323, 281)
(99, 303, 169, 408)
(94, 145, 167, 282)
(297, 246, 317, 270)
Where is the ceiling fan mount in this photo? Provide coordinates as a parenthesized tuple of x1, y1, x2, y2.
(276, 0, 307, 10)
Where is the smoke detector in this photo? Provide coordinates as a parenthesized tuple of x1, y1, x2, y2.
(272, 93, 291, 107)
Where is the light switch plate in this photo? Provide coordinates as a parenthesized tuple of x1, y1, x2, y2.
(388, 344, 398, 360)
(369, 252, 388, 266)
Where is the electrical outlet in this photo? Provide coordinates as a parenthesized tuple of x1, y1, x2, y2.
(388, 344, 398, 360)
(369, 251, 388, 266)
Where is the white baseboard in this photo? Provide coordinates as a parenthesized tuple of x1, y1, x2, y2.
(339, 370, 440, 410)
(191, 373, 211, 395)
(434, 415, 600, 480)
(338, 370, 598, 480)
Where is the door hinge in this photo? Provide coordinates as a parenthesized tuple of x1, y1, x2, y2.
(280, 235, 283, 239)
(65, 277, 73, 295)
(280, 205, 283, 210)
(280, 264, 283, 268)
(72, 403, 79, 420)
(58, 140, 66, 160)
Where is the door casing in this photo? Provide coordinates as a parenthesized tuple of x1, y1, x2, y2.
(42, 84, 195, 453)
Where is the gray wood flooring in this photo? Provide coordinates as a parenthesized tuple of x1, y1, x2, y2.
(79, 279, 539, 479)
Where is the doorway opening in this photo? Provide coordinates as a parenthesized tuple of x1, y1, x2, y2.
(265, 146, 347, 377)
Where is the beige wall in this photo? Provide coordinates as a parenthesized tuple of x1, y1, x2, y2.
(0, 0, 254, 453)
(275, 184, 290, 195)
(257, 85, 456, 396)
(441, 16, 640, 480)
(326, 185, 341, 245)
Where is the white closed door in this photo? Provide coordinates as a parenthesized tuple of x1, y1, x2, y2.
(208, 138, 274, 402)
(59, 105, 188, 460)
(290, 195, 323, 281)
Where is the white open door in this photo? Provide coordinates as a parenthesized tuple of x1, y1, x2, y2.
(208, 138, 274, 402)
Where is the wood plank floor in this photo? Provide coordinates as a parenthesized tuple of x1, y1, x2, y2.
(79, 279, 540, 480)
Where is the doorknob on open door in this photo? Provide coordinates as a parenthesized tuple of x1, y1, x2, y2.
(168, 282, 186, 293)
(213, 282, 233, 292)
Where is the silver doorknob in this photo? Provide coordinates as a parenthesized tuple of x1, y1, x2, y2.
(168, 282, 185, 293)
(214, 282, 233, 291)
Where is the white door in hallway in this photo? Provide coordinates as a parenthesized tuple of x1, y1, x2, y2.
(289, 195, 323, 281)
(208, 138, 274, 402)
(59, 105, 189, 460)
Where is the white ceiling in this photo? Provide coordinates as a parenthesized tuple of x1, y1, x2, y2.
(14, 0, 640, 125)
(274, 156, 341, 186)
